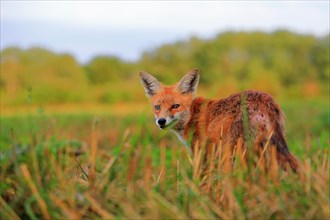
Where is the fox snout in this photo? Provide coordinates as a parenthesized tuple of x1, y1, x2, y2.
(155, 117, 176, 129)
(157, 118, 166, 126)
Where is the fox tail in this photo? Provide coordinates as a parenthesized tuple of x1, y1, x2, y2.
(271, 124, 298, 172)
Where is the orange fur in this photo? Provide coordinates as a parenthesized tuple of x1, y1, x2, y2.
(140, 69, 298, 172)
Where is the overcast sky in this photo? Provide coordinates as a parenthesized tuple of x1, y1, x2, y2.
(1, 1, 329, 63)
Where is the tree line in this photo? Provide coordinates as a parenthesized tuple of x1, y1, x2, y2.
(1, 30, 329, 105)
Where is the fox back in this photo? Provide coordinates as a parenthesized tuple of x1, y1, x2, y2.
(140, 69, 298, 172)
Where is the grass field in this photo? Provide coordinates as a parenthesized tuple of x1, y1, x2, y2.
(0, 100, 329, 219)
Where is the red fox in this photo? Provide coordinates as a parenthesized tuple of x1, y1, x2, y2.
(140, 68, 298, 172)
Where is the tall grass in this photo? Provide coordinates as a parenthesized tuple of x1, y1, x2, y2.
(0, 103, 329, 219)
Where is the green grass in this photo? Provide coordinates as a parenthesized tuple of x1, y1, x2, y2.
(0, 100, 329, 219)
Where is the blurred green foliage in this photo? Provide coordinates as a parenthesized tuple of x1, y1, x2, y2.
(1, 30, 329, 105)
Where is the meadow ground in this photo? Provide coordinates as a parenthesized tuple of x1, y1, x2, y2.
(0, 100, 329, 219)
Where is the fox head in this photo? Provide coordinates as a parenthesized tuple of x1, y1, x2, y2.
(139, 68, 200, 130)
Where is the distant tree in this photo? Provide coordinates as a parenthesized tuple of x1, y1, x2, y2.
(311, 35, 330, 80)
(1, 30, 328, 105)
(1, 47, 88, 104)
(85, 56, 125, 84)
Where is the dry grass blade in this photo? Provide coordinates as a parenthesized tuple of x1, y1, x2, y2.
(144, 145, 153, 189)
(50, 194, 80, 220)
(269, 145, 279, 183)
(206, 143, 216, 192)
(180, 165, 229, 219)
(151, 191, 187, 219)
(0, 196, 20, 220)
(236, 137, 248, 170)
(193, 141, 204, 180)
(186, 150, 193, 166)
(176, 159, 180, 193)
(76, 178, 90, 187)
(127, 150, 139, 183)
(89, 130, 98, 184)
(101, 156, 117, 176)
(160, 143, 167, 188)
(20, 164, 51, 220)
(321, 151, 328, 171)
(114, 196, 142, 219)
(222, 143, 232, 174)
(85, 193, 114, 219)
(154, 167, 164, 186)
(74, 156, 89, 180)
(30, 138, 42, 188)
(9, 128, 19, 172)
(256, 130, 274, 170)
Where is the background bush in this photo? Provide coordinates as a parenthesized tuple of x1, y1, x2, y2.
(1, 30, 329, 106)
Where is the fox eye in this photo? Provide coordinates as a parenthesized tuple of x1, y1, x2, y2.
(154, 105, 161, 111)
(171, 104, 180, 109)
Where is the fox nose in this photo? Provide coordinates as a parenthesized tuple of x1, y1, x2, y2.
(157, 118, 166, 126)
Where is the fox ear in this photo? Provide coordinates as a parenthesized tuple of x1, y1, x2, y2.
(139, 71, 160, 97)
(177, 68, 200, 94)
